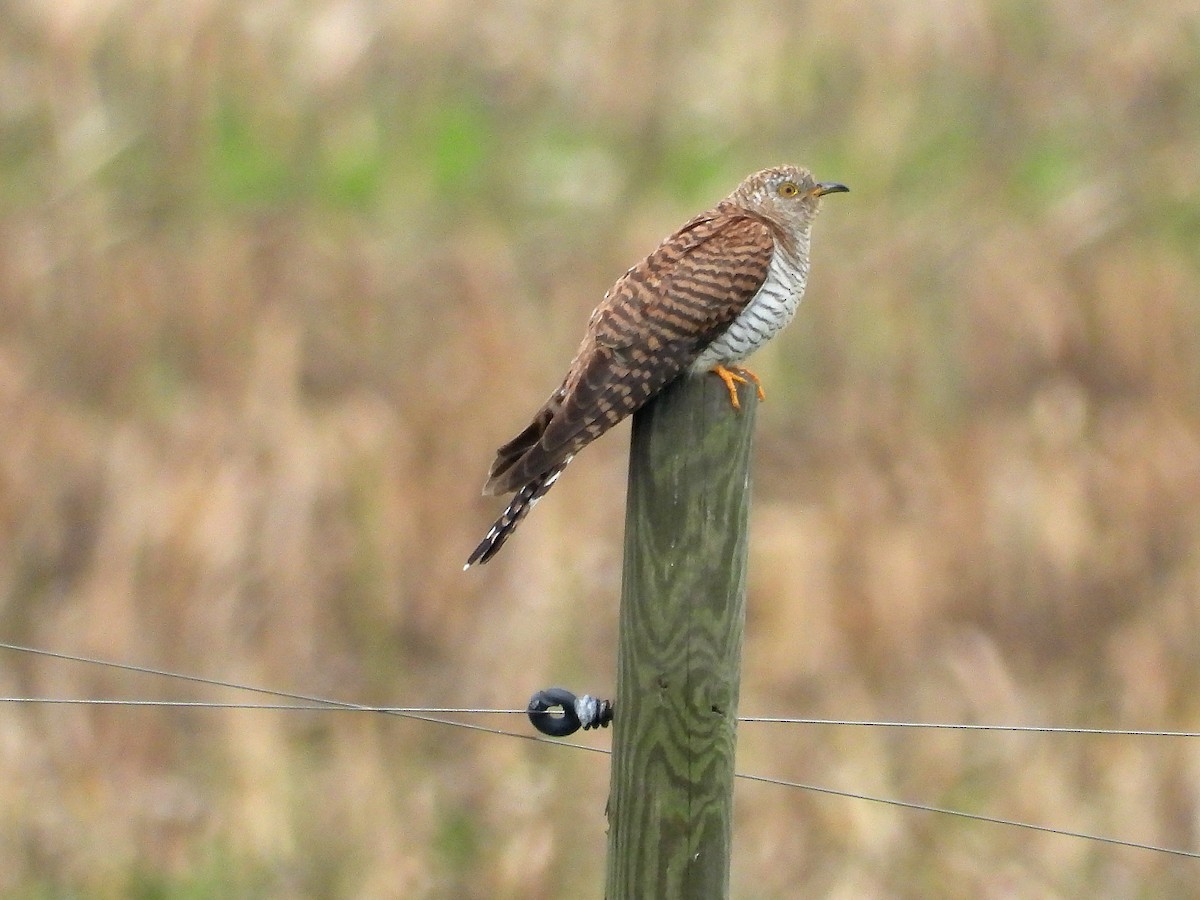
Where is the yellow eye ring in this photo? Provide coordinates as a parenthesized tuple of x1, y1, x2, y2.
(777, 181, 800, 198)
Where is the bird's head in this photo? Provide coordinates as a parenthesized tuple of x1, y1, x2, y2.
(731, 165, 848, 231)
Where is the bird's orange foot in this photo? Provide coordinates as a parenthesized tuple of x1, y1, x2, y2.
(710, 364, 766, 411)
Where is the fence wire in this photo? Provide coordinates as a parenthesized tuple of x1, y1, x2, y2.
(1, 640, 1197, 861)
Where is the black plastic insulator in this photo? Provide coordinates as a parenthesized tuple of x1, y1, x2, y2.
(527, 687, 613, 737)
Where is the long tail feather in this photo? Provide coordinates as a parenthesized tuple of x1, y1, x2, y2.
(464, 456, 573, 568)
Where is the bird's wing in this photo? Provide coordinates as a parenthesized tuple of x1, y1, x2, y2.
(484, 211, 774, 495)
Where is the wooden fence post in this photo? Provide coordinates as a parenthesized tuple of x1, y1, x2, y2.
(604, 373, 757, 899)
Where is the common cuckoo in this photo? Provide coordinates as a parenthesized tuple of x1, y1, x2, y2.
(466, 165, 847, 567)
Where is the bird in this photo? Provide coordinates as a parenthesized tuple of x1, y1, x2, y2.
(465, 165, 847, 568)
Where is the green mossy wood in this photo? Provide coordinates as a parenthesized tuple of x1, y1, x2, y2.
(605, 373, 757, 900)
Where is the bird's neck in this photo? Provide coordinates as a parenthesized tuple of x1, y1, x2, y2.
(733, 203, 812, 264)
(775, 223, 812, 272)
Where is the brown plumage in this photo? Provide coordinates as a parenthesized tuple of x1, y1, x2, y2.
(465, 165, 847, 567)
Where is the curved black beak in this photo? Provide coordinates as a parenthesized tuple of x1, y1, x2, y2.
(815, 182, 850, 197)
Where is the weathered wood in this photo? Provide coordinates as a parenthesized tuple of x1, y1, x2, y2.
(605, 373, 757, 900)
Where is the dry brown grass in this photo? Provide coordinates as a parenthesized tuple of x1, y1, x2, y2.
(1, 0, 1199, 896)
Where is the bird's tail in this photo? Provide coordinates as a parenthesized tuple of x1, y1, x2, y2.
(464, 456, 573, 568)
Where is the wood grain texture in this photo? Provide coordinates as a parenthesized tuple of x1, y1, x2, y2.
(605, 372, 756, 900)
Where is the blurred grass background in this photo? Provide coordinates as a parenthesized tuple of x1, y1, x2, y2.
(1, 0, 1199, 896)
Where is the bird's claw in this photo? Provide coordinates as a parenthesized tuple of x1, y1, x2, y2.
(711, 364, 765, 410)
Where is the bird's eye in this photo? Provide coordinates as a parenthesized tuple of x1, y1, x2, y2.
(777, 181, 800, 198)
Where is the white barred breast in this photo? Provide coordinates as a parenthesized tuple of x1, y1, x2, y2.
(690, 240, 811, 371)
